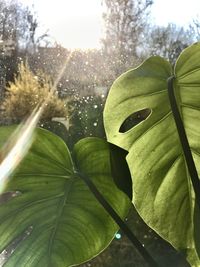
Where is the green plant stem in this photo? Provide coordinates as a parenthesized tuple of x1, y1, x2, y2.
(167, 76, 200, 210)
(77, 172, 159, 267)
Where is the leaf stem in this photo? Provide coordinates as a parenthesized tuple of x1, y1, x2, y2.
(77, 172, 159, 267)
(167, 76, 200, 210)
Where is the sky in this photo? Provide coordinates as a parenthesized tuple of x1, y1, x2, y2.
(151, 0, 200, 26)
(20, 0, 200, 49)
(21, 0, 104, 49)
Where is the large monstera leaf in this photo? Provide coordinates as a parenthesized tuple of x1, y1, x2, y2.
(104, 43, 200, 266)
(0, 126, 130, 267)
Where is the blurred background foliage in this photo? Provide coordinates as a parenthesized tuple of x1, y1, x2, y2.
(0, 0, 199, 266)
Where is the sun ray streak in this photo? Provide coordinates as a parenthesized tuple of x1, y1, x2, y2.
(0, 51, 73, 193)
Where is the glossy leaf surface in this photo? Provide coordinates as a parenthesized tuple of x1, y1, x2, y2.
(0, 126, 130, 267)
(104, 43, 200, 266)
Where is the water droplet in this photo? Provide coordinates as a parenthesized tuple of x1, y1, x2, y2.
(25, 226, 33, 236)
(115, 233, 121, 239)
(11, 191, 21, 197)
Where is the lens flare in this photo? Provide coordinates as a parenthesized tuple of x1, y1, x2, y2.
(0, 106, 42, 193)
(0, 51, 73, 193)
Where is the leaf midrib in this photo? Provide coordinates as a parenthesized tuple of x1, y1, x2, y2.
(48, 179, 75, 263)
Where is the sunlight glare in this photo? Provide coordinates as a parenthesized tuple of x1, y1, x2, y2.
(0, 51, 74, 193)
(20, 0, 103, 49)
(0, 106, 42, 193)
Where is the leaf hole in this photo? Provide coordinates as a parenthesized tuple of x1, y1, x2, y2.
(119, 108, 151, 133)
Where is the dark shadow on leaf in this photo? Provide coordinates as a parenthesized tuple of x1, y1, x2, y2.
(109, 143, 132, 200)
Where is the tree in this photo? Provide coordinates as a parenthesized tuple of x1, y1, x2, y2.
(102, 0, 153, 74)
(0, 0, 50, 87)
(0, 0, 42, 57)
(140, 23, 196, 63)
(0, 0, 41, 51)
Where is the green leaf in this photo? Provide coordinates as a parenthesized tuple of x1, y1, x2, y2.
(0, 126, 130, 267)
(104, 43, 200, 266)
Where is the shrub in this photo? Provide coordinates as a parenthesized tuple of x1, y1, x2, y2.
(2, 62, 69, 122)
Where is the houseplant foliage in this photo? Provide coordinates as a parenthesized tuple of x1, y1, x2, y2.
(0, 126, 130, 267)
(104, 42, 200, 266)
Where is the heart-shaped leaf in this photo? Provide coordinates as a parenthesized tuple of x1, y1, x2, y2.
(104, 43, 200, 266)
(0, 126, 130, 267)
